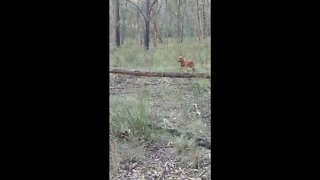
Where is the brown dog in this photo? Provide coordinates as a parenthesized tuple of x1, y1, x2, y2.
(177, 55, 195, 72)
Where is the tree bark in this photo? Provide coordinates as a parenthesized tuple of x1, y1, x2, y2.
(144, 0, 151, 50)
(196, 0, 202, 41)
(109, 68, 211, 79)
(208, 0, 211, 37)
(136, 3, 142, 46)
(201, 0, 206, 39)
(176, 0, 181, 43)
(110, 0, 113, 41)
(180, 0, 187, 43)
(121, 1, 127, 45)
(151, 0, 162, 47)
(128, 9, 132, 45)
(155, 0, 163, 43)
(192, 3, 197, 38)
(115, 0, 120, 47)
(152, 8, 157, 47)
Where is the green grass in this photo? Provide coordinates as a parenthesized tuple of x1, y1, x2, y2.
(110, 94, 153, 139)
(188, 78, 211, 95)
(110, 37, 211, 73)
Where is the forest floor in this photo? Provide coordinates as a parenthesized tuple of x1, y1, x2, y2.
(109, 38, 211, 179)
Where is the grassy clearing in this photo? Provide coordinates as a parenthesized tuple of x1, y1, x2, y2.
(110, 38, 211, 73)
(110, 38, 211, 179)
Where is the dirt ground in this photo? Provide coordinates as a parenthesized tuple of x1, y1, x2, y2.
(109, 74, 211, 179)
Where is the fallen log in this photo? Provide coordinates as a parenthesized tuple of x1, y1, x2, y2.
(110, 67, 211, 79)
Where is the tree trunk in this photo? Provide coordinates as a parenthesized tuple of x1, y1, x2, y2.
(110, 0, 113, 42)
(136, 4, 142, 46)
(144, 0, 151, 50)
(126, 0, 150, 48)
(176, 0, 181, 43)
(201, 0, 206, 39)
(151, 0, 156, 47)
(165, 0, 169, 45)
(115, 0, 120, 47)
(192, 3, 197, 38)
(180, 0, 187, 43)
(155, 0, 163, 43)
(151, 0, 162, 47)
(128, 10, 132, 45)
(152, 9, 157, 47)
(121, 1, 127, 45)
(209, 0, 211, 37)
(196, 0, 202, 41)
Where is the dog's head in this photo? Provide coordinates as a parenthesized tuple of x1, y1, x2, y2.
(177, 56, 184, 62)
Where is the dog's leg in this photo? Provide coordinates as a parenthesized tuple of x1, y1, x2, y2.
(180, 66, 186, 73)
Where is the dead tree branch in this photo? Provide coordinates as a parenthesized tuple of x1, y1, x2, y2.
(126, 0, 147, 22)
(126, 0, 159, 22)
(149, 0, 159, 11)
(110, 67, 211, 79)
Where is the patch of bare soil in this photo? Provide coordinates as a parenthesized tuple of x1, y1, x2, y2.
(114, 141, 211, 179)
